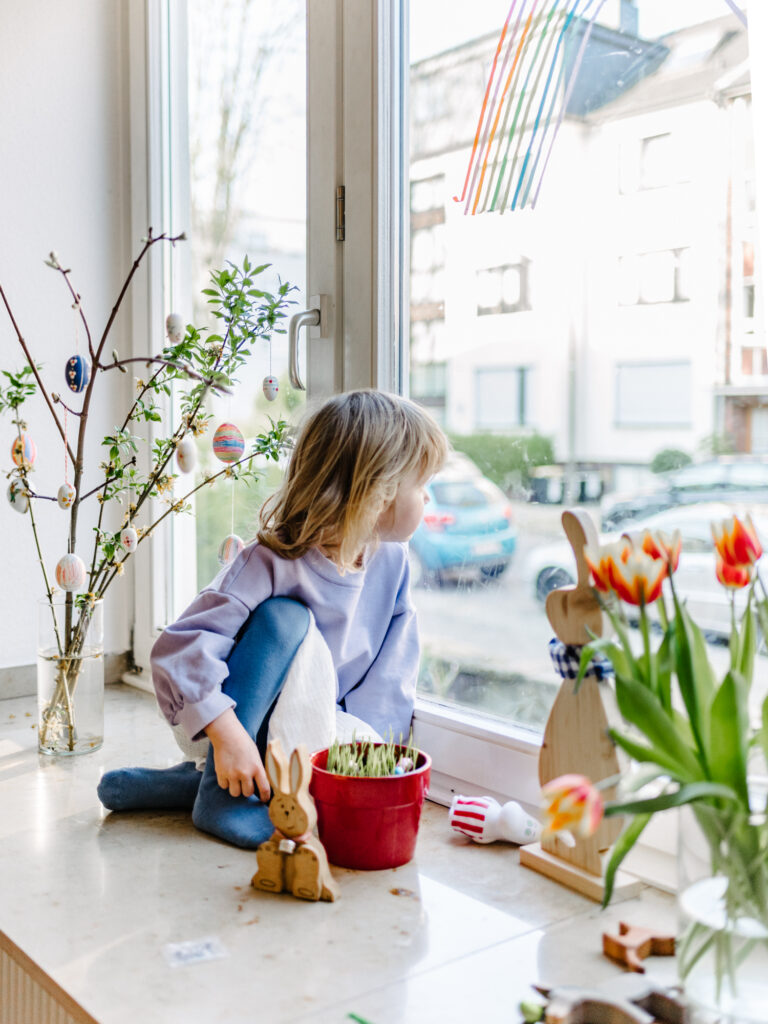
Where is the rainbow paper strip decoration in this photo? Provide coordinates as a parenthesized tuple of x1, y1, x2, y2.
(454, 0, 606, 215)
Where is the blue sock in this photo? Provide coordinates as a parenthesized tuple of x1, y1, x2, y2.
(191, 597, 310, 849)
(97, 761, 201, 811)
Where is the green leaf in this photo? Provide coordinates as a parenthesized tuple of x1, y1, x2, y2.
(709, 669, 750, 806)
(604, 780, 740, 817)
(609, 728, 698, 781)
(761, 695, 768, 771)
(602, 814, 651, 908)
(613, 671, 702, 778)
(671, 592, 714, 768)
(737, 602, 756, 688)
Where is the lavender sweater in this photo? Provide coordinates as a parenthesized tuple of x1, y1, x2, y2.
(150, 540, 419, 743)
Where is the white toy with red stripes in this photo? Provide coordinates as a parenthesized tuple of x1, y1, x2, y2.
(449, 794, 541, 845)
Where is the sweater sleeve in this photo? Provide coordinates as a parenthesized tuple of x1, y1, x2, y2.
(342, 549, 420, 742)
(150, 544, 273, 740)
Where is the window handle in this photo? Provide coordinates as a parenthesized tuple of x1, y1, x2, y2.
(288, 307, 321, 391)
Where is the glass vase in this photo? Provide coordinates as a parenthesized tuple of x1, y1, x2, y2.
(37, 597, 104, 755)
(677, 780, 768, 1023)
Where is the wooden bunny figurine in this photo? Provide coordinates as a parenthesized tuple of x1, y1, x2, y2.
(251, 739, 339, 902)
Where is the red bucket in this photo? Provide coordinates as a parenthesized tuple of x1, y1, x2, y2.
(309, 745, 431, 870)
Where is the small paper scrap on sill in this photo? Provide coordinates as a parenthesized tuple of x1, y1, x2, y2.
(162, 935, 229, 968)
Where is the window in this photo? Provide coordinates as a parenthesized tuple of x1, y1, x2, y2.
(640, 132, 677, 189)
(475, 366, 529, 429)
(476, 261, 531, 315)
(615, 362, 692, 427)
(619, 248, 691, 305)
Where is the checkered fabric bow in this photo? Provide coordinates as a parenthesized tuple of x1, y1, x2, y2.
(548, 638, 613, 682)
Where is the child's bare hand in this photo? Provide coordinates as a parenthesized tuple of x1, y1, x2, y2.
(204, 709, 271, 801)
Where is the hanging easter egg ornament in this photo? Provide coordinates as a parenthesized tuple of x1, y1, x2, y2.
(165, 313, 184, 343)
(65, 354, 91, 393)
(7, 480, 29, 514)
(218, 534, 244, 567)
(262, 375, 279, 402)
(212, 423, 245, 464)
(121, 527, 138, 553)
(57, 483, 76, 510)
(55, 553, 87, 592)
(11, 433, 36, 468)
(176, 436, 197, 474)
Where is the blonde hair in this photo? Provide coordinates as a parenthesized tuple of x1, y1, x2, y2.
(258, 390, 448, 570)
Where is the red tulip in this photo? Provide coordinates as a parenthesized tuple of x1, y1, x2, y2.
(585, 538, 632, 594)
(640, 529, 681, 574)
(715, 556, 752, 589)
(608, 548, 666, 606)
(711, 515, 763, 568)
(541, 773, 604, 843)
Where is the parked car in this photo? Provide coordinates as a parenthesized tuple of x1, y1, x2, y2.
(600, 459, 768, 531)
(408, 459, 517, 585)
(524, 502, 768, 639)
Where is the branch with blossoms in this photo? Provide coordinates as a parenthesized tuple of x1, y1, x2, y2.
(546, 512, 768, 909)
(0, 237, 295, 752)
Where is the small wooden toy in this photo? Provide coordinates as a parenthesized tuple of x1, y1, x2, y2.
(520, 510, 641, 902)
(602, 921, 676, 973)
(449, 795, 541, 845)
(533, 975, 688, 1024)
(251, 740, 339, 903)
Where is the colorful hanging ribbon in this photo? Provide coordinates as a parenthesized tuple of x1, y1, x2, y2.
(455, 0, 608, 214)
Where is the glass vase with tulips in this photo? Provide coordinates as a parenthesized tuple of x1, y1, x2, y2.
(540, 513, 768, 1023)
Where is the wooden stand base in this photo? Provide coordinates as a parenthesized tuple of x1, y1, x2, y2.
(520, 843, 643, 904)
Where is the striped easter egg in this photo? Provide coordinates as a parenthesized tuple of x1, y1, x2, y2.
(65, 354, 91, 393)
(217, 534, 244, 567)
(55, 553, 87, 592)
(57, 483, 76, 509)
(212, 423, 245, 464)
(176, 437, 197, 474)
(10, 433, 36, 467)
(7, 480, 29, 514)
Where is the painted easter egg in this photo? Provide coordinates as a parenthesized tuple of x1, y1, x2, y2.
(57, 483, 76, 510)
(218, 534, 244, 567)
(262, 375, 279, 402)
(55, 553, 87, 592)
(165, 313, 184, 343)
(7, 480, 29, 514)
(176, 437, 197, 474)
(65, 354, 91, 393)
(11, 433, 36, 467)
(212, 423, 245, 464)
(121, 527, 138, 553)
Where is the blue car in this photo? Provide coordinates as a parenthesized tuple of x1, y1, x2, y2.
(408, 464, 517, 585)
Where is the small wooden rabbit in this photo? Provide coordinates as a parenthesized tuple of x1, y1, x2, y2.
(251, 739, 339, 903)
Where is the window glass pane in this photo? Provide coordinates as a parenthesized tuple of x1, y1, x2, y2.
(181, 0, 306, 608)
(407, 0, 763, 736)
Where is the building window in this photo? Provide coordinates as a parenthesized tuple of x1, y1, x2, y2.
(615, 361, 692, 427)
(640, 132, 675, 189)
(411, 361, 447, 425)
(475, 366, 529, 428)
(476, 260, 531, 315)
(618, 248, 691, 305)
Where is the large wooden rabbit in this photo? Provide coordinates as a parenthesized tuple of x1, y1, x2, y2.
(251, 739, 339, 903)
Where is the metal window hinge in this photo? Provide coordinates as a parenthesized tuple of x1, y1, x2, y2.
(336, 185, 345, 241)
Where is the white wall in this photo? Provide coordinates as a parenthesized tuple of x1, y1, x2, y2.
(0, 2, 134, 668)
